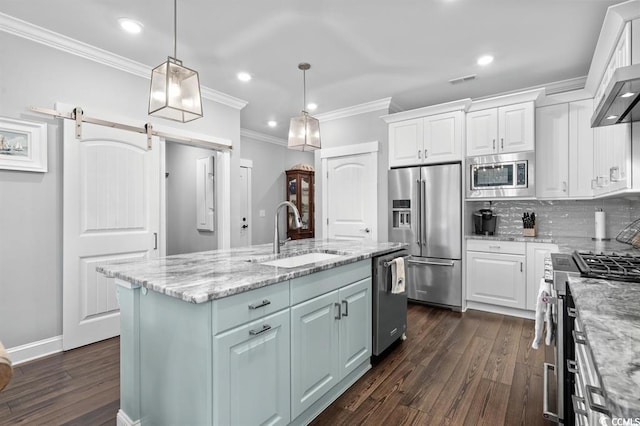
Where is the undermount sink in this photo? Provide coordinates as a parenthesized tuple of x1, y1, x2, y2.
(259, 252, 343, 268)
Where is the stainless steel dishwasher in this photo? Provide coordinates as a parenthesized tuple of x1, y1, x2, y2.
(372, 249, 409, 356)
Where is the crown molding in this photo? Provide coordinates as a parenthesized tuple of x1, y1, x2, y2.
(0, 12, 248, 110)
(240, 128, 287, 146)
(381, 98, 472, 123)
(314, 97, 393, 122)
(468, 88, 545, 112)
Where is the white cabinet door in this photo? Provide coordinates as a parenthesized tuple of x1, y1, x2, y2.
(389, 119, 423, 167)
(423, 111, 463, 164)
(338, 278, 371, 378)
(499, 102, 535, 153)
(525, 243, 558, 311)
(466, 109, 498, 156)
(466, 251, 526, 309)
(291, 291, 340, 419)
(536, 104, 569, 198)
(609, 123, 631, 193)
(568, 99, 594, 198)
(213, 309, 290, 426)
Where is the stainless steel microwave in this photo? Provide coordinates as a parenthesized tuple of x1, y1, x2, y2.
(466, 151, 535, 199)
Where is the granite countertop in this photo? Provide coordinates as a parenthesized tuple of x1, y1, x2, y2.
(568, 276, 640, 418)
(97, 239, 406, 304)
(466, 234, 640, 255)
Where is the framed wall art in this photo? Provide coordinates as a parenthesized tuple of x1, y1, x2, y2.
(0, 117, 48, 173)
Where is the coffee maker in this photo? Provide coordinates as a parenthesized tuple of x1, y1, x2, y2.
(473, 209, 497, 235)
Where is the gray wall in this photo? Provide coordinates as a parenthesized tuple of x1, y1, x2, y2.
(0, 32, 240, 348)
(166, 142, 219, 255)
(467, 199, 640, 239)
(240, 136, 314, 245)
(313, 108, 390, 241)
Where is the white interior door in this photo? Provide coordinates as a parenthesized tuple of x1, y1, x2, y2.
(63, 120, 160, 350)
(238, 162, 252, 247)
(324, 152, 376, 241)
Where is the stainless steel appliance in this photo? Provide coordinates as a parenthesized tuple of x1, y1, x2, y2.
(592, 63, 640, 127)
(547, 251, 640, 424)
(372, 249, 409, 356)
(472, 209, 497, 235)
(388, 163, 462, 309)
(466, 151, 535, 199)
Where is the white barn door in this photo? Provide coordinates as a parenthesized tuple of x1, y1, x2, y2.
(63, 120, 160, 350)
(322, 143, 377, 241)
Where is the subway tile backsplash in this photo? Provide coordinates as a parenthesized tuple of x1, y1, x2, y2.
(467, 199, 640, 239)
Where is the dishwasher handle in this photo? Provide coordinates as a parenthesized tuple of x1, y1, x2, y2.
(407, 258, 455, 267)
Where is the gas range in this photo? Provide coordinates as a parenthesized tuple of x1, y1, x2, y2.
(573, 251, 640, 283)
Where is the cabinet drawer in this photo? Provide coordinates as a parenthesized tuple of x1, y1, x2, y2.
(290, 260, 370, 305)
(466, 239, 525, 255)
(212, 281, 290, 334)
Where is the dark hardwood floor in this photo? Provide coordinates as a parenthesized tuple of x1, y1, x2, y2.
(0, 304, 554, 425)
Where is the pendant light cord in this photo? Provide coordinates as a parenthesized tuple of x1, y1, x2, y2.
(302, 69, 306, 112)
(173, 0, 177, 59)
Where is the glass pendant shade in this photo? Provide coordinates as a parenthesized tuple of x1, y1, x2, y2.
(149, 57, 203, 123)
(288, 111, 321, 151)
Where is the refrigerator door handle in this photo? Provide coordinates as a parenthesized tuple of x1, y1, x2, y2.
(407, 259, 455, 267)
(415, 179, 421, 246)
(421, 180, 427, 247)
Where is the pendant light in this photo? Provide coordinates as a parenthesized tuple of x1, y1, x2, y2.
(148, 0, 203, 122)
(288, 63, 321, 151)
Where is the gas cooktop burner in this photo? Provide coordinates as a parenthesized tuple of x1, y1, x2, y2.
(573, 251, 640, 283)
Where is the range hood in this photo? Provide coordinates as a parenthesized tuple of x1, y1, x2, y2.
(592, 63, 640, 128)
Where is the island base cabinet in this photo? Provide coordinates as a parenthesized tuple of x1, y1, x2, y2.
(213, 309, 291, 426)
(339, 278, 372, 378)
(290, 291, 341, 419)
(466, 251, 526, 309)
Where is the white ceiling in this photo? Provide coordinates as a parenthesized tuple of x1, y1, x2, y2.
(0, 0, 621, 139)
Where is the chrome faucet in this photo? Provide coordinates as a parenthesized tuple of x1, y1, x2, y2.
(274, 201, 302, 254)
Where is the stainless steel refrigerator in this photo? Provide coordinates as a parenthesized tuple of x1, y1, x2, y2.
(388, 163, 462, 309)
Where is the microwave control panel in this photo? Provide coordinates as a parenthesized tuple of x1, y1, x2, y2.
(391, 199, 411, 229)
(517, 162, 527, 186)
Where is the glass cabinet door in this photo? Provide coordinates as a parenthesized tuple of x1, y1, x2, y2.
(300, 176, 310, 230)
(288, 175, 297, 229)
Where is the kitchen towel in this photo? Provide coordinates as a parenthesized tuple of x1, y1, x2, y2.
(532, 278, 551, 349)
(390, 257, 405, 294)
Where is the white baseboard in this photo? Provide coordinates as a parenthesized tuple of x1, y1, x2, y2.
(465, 301, 535, 320)
(6, 335, 63, 365)
(117, 410, 141, 426)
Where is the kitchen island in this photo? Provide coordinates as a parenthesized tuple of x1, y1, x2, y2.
(568, 276, 640, 420)
(98, 239, 405, 426)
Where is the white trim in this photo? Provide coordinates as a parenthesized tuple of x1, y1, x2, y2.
(467, 88, 545, 112)
(6, 335, 62, 365)
(381, 98, 472, 123)
(0, 12, 248, 110)
(543, 76, 587, 95)
(314, 98, 392, 122)
(239, 160, 253, 246)
(536, 88, 593, 107)
(217, 151, 232, 249)
(320, 141, 379, 159)
(159, 139, 167, 257)
(240, 128, 286, 146)
(117, 409, 142, 426)
(465, 302, 535, 320)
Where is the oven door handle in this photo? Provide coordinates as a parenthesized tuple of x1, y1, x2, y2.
(542, 363, 559, 423)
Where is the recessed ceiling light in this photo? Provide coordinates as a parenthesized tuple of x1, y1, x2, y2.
(237, 72, 252, 82)
(306, 103, 318, 111)
(621, 92, 635, 98)
(477, 55, 494, 66)
(267, 120, 277, 128)
(606, 115, 618, 120)
(118, 18, 143, 34)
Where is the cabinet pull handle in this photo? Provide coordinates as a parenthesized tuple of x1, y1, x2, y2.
(153, 232, 158, 250)
(492, 139, 496, 150)
(342, 300, 349, 317)
(562, 181, 567, 192)
(520, 262, 523, 272)
(417, 150, 422, 159)
(335, 302, 342, 319)
(488, 245, 501, 250)
(567, 307, 577, 318)
(249, 324, 271, 336)
(567, 359, 578, 374)
(571, 395, 588, 417)
(573, 330, 587, 345)
(424, 149, 428, 158)
(585, 385, 610, 416)
(501, 138, 504, 150)
(248, 299, 271, 310)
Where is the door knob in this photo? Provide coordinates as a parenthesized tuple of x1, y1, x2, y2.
(362, 228, 371, 233)
(241, 224, 248, 229)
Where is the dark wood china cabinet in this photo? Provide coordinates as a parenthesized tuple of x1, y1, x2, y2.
(286, 166, 314, 239)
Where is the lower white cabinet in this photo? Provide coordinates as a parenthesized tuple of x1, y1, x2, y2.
(213, 309, 291, 426)
(290, 277, 371, 419)
(526, 243, 558, 311)
(466, 250, 526, 309)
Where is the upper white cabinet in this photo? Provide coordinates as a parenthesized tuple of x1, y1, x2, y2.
(592, 122, 631, 195)
(536, 104, 569, 198)
(383, 99, 470, 168)
(466, 102, 535, 156)
(568, 99, 595, 198)
(388, 111, 464, 167)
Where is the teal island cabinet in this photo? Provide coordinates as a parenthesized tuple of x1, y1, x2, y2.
(98, 239, 405, 426)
